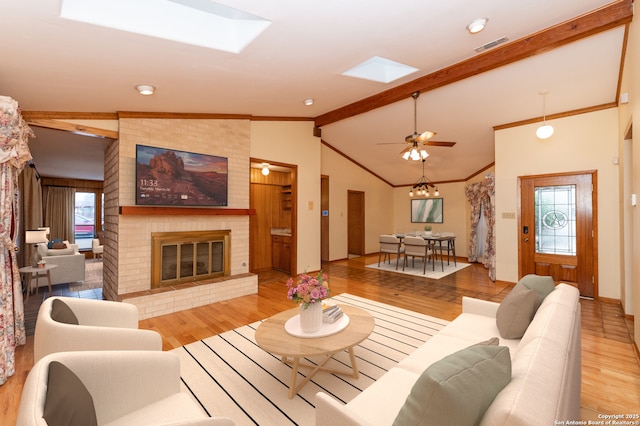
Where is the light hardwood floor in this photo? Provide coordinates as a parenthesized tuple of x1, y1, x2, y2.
(2, 255, 639, 424)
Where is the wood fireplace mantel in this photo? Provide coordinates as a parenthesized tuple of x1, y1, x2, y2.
(119, 206, 256, 216)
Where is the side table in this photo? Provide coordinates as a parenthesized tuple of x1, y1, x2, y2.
(19, 264, 58, 302)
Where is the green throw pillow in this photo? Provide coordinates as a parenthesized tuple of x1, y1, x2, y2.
(472, 336, 500, 346)
(43, 361, 98, 426)
(496, 284, 541, 339)
(51, 299, 79, 325)
(392, 345, 511, 426)
(517, 274, 555, 300)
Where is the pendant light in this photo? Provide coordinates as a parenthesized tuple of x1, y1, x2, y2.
(536, 90, 554, 139)
(409, 159, 439, 197)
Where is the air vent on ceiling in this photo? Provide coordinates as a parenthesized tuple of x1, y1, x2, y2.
(474, 36, 509, 53)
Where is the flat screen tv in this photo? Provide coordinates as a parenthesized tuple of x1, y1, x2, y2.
(135, 144, 228, 207)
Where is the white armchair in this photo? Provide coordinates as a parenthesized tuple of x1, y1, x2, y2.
(17, 350, 235, 425)
(34, 297, 163, 363)
(92, 235, 104, 258)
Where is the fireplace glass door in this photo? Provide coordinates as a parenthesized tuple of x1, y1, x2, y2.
(152, 230, 230, 288)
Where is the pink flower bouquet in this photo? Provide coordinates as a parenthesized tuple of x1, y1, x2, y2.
(286, 271, 330, 309)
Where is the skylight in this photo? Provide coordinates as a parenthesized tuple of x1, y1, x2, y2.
(342, 56, 418, 83)
(60, 0, 271, 53)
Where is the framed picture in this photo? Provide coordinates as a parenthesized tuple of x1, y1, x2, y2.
(411, 198, 443, 223)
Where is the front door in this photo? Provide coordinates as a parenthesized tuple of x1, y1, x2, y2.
(519, 171, 596, 298)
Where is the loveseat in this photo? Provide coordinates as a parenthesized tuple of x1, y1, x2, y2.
(36, 241, 85, 286)
(315, 282, 581, 425)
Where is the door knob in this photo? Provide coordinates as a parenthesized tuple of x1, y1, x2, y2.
(523, 237, 529, 242)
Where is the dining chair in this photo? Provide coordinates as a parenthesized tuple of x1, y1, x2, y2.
(402, 236, 434, 274)
(378, 234, 405, 270)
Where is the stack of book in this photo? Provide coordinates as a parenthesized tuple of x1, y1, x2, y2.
(322, 305, 343, 323)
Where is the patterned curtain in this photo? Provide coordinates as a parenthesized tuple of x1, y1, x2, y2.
(465, 173, 496, 281)
(0, 96, 33, 385)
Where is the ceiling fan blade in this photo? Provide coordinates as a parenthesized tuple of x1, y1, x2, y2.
(415, 130, 436, 142)
(377, 140, 456, 147)
(424, 141, 456, 147)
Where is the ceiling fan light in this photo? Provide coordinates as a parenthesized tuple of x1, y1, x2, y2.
(434, 188, 439, 196)
(410, 148, 421, 161)
(536, 124, 554, 139)
(419, 149, 429, 160)
(401, 147, 411, 160)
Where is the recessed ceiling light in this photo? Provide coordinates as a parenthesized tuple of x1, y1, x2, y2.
(304, 98, 314, 106)
(342, 56, 418, 84)
(135, 85, 155, 95)
(467, 18, 488, 34)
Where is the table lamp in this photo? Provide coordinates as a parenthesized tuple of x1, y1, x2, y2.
(25, 229, 48, 267)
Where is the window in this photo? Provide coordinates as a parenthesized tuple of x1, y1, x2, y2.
(74, 192, 96, 250)
(534, 185, 576, 256)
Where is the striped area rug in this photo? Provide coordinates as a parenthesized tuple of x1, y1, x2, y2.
(171, 293, 449, 426)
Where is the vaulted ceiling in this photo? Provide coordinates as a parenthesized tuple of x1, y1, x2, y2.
(0, 1, 632, 184)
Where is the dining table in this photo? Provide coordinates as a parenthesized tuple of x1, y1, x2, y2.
(395, 233, 456, 272)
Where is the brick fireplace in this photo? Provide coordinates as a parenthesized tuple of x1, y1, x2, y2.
(102, 117, 258, 319)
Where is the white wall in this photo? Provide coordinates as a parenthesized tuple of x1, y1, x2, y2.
(617, 9, 639, 342)
(250, 121, 321, 273)
(393, 181, 469, 257)
(320, 145, 395, 259)
(495, 108, 621, 299)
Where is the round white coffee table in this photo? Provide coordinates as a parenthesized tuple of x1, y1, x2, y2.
(255, 304, 374, 399)
(19, 264, 58, 301)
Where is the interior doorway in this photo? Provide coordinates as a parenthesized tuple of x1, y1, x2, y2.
(347, 190, 365, 256)
(249, 159, 297, 275)
(321, 175, 329, 262)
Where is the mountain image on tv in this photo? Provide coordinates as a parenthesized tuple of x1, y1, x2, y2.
(136, 145, 228, 207)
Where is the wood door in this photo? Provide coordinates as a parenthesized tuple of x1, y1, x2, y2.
(347, 190, 365, 256)
(321, 176, 329, 262)
(519, 172, 596, 297)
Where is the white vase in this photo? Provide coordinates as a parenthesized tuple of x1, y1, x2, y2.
(299, 302, 323, 333)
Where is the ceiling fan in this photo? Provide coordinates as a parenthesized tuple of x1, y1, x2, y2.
(376, 91, 456, 159)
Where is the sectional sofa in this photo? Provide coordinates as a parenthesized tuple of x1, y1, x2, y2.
(315, 282, 581, 425)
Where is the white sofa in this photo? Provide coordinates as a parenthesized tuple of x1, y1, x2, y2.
(36, 242, 85, 285)
(315, 283, 581, 425)
(17, 350, 235, 425)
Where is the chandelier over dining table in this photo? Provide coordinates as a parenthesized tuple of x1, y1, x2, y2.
(409, 158, 439, 197)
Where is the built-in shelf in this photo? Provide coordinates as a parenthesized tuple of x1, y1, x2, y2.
(119, 206, 256, 216)
(281, 185, 292, 210)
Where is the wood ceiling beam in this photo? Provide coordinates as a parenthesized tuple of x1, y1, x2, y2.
(314, 0, 633, 128)
(27, 119, 118, 139)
